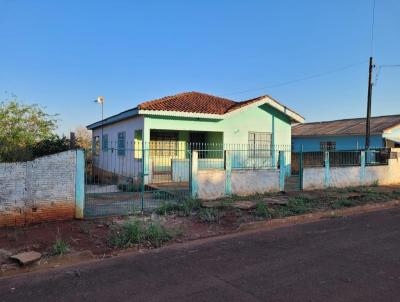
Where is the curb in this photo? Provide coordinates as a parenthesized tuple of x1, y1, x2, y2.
(238, 199, 400, 232)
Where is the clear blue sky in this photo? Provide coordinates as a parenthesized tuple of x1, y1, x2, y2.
(1, 0, 399, 134)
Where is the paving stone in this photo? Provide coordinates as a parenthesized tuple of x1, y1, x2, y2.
(10, 251, 42, 266)
(262, 197, 288, 205)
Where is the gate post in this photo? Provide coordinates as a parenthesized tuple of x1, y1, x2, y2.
(279, 151, 285, 192)
(324, 151, 330, 188)
(224, 150, 232, 196)
(191, 151, 198, 199)
(75, 149, 85, 219)
(360, 150, 366, 185)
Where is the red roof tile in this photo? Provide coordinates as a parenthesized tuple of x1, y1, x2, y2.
(138, 92, 237, 115)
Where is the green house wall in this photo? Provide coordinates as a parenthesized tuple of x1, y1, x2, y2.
(143, 103, 292, 147)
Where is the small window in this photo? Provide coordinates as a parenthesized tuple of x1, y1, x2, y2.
(117, 132, 126, 156)
(134, 130, 143, 159)
(248, 132, 272, 157)
(93, 136, 100, 156)
(320, 141, 336, 151)
(102, 134, 108, 151)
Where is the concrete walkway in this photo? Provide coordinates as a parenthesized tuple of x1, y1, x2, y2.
(2, 208, 400, 301)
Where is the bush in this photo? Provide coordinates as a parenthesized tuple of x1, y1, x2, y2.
(331, 199, 355, 209)
(51, 239, 70, 256)
(255, 202, 272, 218)
(109, 219, 173, 248)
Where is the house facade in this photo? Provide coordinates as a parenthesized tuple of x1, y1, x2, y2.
(292, 115, 400, 152)
(87, 92, 304, 183)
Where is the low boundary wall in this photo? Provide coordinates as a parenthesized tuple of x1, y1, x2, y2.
(0, 150, 84, 227)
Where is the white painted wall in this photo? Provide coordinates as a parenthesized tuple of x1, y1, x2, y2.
(92, 116, 144, 178)
(231, 169, 280, 195)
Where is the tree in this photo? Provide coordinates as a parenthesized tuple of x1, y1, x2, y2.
(0, 99, 58, 162)
(74, 126, 92, 149)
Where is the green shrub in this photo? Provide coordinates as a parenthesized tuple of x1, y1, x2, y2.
(199, 208, 221, 223)
(154, 202, 181, 215)
(155, 198, 201, 216)
(109, 219, 173, 248)
(51, 239, 70, 256)
(255, 202, 272, 218)
(331, 199, 355, 209)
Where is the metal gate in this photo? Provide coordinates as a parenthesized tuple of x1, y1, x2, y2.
(84, 144, 191, 217)
(286, 151, 303, 191)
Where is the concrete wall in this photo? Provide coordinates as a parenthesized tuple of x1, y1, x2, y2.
(0, 150, 81, 226)
(231, 170, 280, 195)
(196, 168, 280, 200)
(303, 150, 400, 190)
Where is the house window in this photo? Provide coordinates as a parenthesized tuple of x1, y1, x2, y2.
(93, 136, 100, 156)
(150, 131, 178, 156)
(102, 134, 108, 151)
(320, 141, 336, 151)
(134, 130, 143, 159)
(248, 132, 272, 157)
(117, 132, 126, 156)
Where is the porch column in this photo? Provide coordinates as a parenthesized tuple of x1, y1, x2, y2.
(75, 149, 85, 219)
(279, 151, 285, 192)
(360, 151, 366, 185)
(224, 150, 232, 195)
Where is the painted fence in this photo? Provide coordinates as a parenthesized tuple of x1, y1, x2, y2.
(303, 149, 400, 190)
(0, 150, 84, 227)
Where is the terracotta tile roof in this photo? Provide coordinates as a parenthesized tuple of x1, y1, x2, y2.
(292, 114, 400, 137)
(137, 91, 278, 115)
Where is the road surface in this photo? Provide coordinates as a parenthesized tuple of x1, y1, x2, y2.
(1, 208, 400, 302)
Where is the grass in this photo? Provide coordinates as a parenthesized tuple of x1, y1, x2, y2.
(199, 208, 222, 223)
(254, 202, 272, 218)
(154, 198, 201, 216)
(331, 199, 355, 209)
(51, 238, 70, 256)
(109, 219, 173, 248)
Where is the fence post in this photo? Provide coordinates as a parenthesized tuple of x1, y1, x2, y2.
(360, 151, 366, 185)
(75, 149, 85, 219)
(279, 151, 285, 191)
(299, 146, 304, 190)
(324, 151, 330, 188)
(224, 150, 232, 195)
(191, 150, 198, 199)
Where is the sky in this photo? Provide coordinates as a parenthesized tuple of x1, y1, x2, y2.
(0, 0, 399, 135)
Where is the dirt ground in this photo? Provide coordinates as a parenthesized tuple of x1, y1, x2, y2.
(1, 184, 400, 277)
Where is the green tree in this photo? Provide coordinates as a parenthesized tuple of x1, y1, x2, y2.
(0, 100, 58, 162)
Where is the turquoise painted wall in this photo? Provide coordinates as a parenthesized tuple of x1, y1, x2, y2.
(292, 135, 384, 152)
(143, 103, 292, 147)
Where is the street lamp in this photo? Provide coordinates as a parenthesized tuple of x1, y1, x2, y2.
(94, 96, 105, 141)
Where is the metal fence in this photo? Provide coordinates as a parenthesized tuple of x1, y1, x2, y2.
(291, 148, 390, 174)
(84, 142, 292, 216)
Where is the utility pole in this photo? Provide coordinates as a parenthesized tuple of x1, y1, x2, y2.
(365, 57, 374, 149)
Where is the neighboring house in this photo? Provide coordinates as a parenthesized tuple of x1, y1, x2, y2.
(87, 91, 304, 183)
(292, 114, 400, 152)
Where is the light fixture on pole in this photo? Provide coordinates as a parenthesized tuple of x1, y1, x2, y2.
(94, 96, 105, 143)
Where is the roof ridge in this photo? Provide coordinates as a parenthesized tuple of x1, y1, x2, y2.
(295, 114, 400, 126)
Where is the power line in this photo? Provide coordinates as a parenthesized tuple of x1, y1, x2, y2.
(221, 60, 368, 97)
(374, 64, 400, 87)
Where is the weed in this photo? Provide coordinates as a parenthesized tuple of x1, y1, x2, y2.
(331, 199, 355, 209)
(154, 202, 180, 215)
(199, 208, 222, 223)
(254, 202, 272, 218)
(273, 196, 317, 217)
(108, 219, 173, 248)
(51, 238, 70, 256)
(371, 180, 379, 187)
